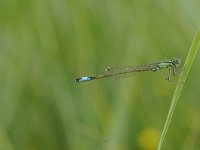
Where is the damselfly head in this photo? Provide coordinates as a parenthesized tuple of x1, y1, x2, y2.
(172, 58, 181, 66)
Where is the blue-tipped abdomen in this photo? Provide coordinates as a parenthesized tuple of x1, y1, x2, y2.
(75, 76, 96, 83)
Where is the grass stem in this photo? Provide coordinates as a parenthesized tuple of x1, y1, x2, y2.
(157, 28, 200, 150)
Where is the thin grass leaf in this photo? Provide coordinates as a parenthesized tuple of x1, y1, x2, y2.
(157, 28, 200, 150)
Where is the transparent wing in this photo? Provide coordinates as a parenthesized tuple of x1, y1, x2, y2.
(103, 66, 142, 79)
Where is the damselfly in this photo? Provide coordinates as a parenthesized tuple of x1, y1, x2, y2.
(75, 58, 181, 83)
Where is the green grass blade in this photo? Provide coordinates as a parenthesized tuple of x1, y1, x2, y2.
(157, 28, 200, 150)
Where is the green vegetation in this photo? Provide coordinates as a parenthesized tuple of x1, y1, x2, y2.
(157, 28, 200, 150)
(0, 0, 200, 150)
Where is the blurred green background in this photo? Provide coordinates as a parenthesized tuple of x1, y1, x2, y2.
(0, 0, 200, 150)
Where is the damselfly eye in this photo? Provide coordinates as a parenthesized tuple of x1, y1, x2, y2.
(173, 58, 181, 66)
